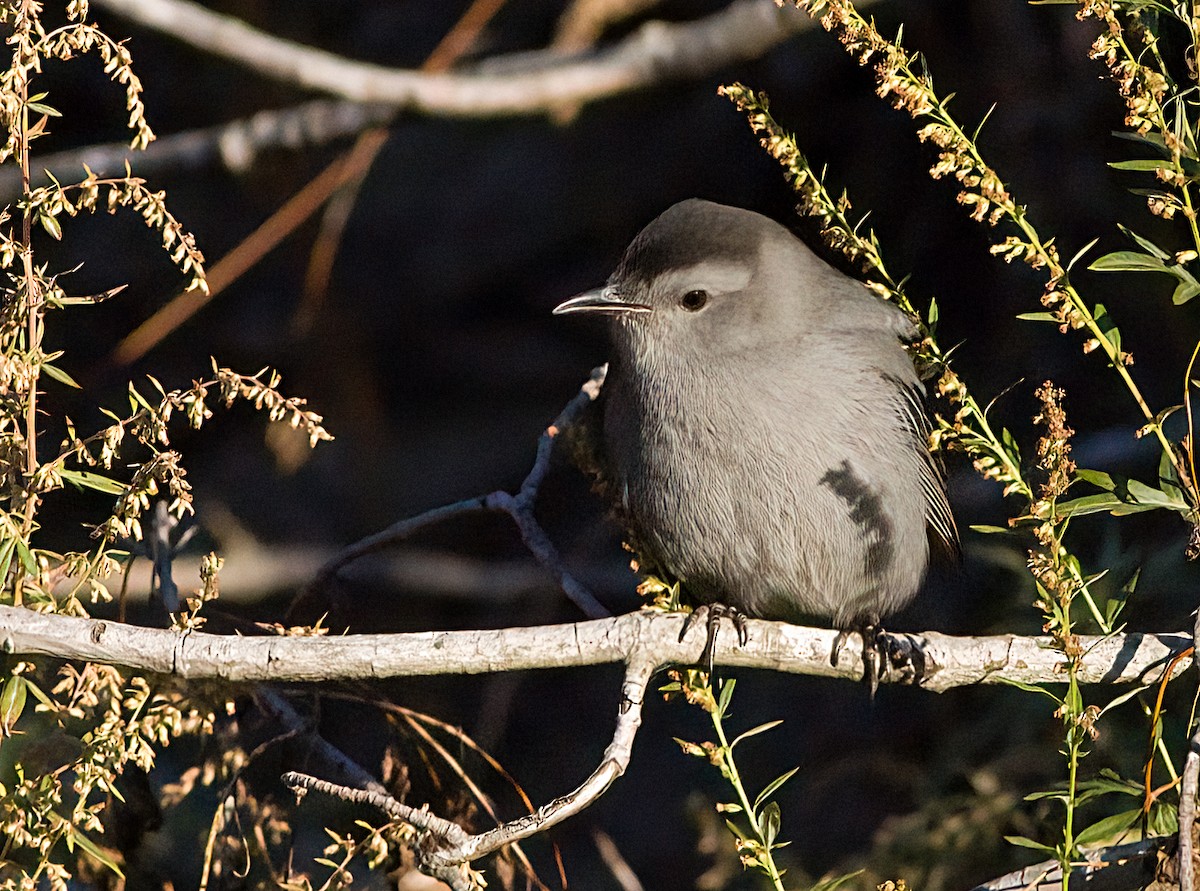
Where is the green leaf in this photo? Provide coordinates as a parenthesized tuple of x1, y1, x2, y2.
(0, 539, 15, 588)
(1022, 792, 1070, 806)
(1075, 768, 1141, 798)
(717, 678, 736, 717)
(1173, 280, 1200, 304)
(1052, 493, 1131, 517)
(13, 539, 36, 575)
(1097, 683, 1149, 717)
(1073, 808, 1140, 847)
(21, 677, 52, 708)
(1075, 468, 1116, 490)
(1005, 835, 1056, 853)
(1108, 159, 1177, 172)
(1067, 237, 1100, 272)
(1112, 130, 1172, 158)
(66, 826, 125, 877)
(724, 818, 748, 841)
(1104, 568, 1138, 626)
(40, 362, 80, 388)
(1120, 226, 1177, 260)
(1148, 799, 1180, 835)
(1125, 477, 1187, 507)
(754, 766, 800, 812)
(969, 524, 1012, 534)
(760, 801, 781, 848)
(60, 469, 127, 495)
(1088, 250, 1167, 273)
(0, 675, 26, 734)
(1159, 449, 1184, 501)
(1025, 789, 1070, 802)
(732, 720, 783, 749)
(38, 210, 61, 241)
(1016, 311, 1058, 322)
(26, 100, 60, 117)
(995, 677, 1061, 702)
(810, 870, 865, 891)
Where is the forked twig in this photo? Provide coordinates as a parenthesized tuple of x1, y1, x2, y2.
(292, 367, 610, 619)
(284, 654, 656, 887)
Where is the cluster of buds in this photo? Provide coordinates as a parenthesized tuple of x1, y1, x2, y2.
(1026, 541, 1080, 640)
(1079, 2, 1172, 141)
(918, 124, 1011, 225)
(96, 449, 193, 542)
(1040, 283, 1088, 334)
(1033, 381, 1076, 501)
(719, 82, 881, 277)
(874, 50, 936, 117)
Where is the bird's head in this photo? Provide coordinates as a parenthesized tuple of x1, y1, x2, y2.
(554, 199, 817, 363)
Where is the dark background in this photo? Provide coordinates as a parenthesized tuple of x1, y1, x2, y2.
(22, 0, 1200, 887)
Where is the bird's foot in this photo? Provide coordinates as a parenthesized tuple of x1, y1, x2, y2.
(679, 603, 749, 675)
(831, 620, 927, 697)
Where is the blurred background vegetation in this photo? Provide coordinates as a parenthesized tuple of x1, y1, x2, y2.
(17, 0, 1200, 887)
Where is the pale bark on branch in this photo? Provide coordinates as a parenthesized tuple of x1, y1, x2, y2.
(0, 603, 1188, 692)
(91, 0, 818, 115)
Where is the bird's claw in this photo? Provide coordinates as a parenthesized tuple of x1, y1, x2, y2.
(831, 621, 928, 697)
(679, 603, 749, 674)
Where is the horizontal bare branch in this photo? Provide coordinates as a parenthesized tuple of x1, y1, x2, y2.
(92, 0, 819, 115)
(0, 604, 1188, 692)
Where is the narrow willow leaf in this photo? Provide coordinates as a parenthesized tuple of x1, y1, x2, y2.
(1088, 250, 1166, 273)
(1118, 224, 1174, 259)
(40, 362, 80, 388)
(732, 720, 783, 749)
(60, 469, 127, 495)
(810, 870, 865, 891)
(1005, 835, 1056, 853)
(1108, 159, 1177, 171)
(1067, 237, 1100, 271)
(753, 766, 800, 812)
(717, 678, 736, 717)
(995, 677, 1061, 702)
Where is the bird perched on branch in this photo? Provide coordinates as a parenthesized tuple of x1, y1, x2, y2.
(554, 199, 957, 689)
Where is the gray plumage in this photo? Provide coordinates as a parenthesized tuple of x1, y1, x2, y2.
(556, 199, 956, 631)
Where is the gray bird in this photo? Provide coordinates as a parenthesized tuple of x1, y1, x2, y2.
(554, 199, 957, 684)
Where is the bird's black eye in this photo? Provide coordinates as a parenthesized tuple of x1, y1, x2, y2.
(679, 289, 709, 312)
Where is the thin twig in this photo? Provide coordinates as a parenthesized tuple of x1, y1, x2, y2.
(292, 366, 610, 620)
(285, 656, 654, 880)
(109, 147, 373, 366)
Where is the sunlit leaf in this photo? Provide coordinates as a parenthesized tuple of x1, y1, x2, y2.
(753, 766, 799, 812)
(1005, 835, 1056, 853)
(60, 469, 127, 495)
(1088, 250, 1166, 273)
(732, 720, 783, 749)
(1072, 808, 1140, 847)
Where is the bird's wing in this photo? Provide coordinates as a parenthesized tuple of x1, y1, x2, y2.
(893, 379, 960, 559)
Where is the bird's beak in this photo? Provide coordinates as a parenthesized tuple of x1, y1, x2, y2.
(552, 285, 651, 316)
